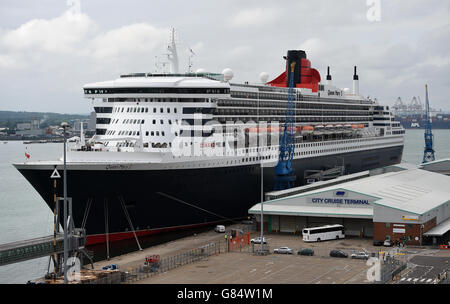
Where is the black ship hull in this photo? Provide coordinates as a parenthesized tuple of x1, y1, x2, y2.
(16, 145, 403, 245)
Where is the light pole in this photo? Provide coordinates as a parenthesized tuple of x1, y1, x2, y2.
(61, 122, 69, 284)
(258, 91, 264, 254)
(260, 162, 264, 253)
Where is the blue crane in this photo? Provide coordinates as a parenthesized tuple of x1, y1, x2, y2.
(423, 84, 435, 163)
(274, 62, 297, 190)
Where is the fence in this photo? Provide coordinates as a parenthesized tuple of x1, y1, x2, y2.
(121, 240, 228, 283)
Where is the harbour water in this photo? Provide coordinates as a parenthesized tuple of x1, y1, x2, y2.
(0, 129, 449, 283)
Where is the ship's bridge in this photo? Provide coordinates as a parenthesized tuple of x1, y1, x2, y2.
(83, 73, 230, 98)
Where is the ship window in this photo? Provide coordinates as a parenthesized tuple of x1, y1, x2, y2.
(152, 120, 156, 124)
(151, 131, 154, 136)
(145, 108, 149, 112)
(162, 131, 165, 136)
(168, 108, 171, 113)
(156, 131, 160, 136)
(174, 108, 177, 113)
(160, 108, 163, 113)
(146, 131, 149, 136)
(160, 120, 163, 124)
(153, 108, 156, 113)
(141, 120, 145, 124)
(134, 108, 137, 113)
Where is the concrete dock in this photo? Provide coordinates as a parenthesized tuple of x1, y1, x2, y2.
(89, 224, 445, 284)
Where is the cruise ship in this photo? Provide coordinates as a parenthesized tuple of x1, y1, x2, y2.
(14, 40, 405, 245)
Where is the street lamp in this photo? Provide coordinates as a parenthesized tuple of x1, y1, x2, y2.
(60, 122, 69, 284)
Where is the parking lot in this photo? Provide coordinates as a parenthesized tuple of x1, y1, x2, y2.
(92, 224, 448, 284)
(251, 233, 384, 258)
(138, 249, 371, 284)
(137, 233, 383, 284)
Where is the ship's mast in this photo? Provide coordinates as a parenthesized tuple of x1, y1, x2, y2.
(167, 28, 179, 74)
(422, 84, 435, 163)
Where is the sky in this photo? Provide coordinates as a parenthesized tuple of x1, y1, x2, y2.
(0, 0, 449, 114)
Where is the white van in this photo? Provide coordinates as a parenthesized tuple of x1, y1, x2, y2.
(214, 225, 225, 233)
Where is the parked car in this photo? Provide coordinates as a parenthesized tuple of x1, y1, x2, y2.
(214, 225, 225, 233)
(373, 240, 384, 246)
(102, 264, 118, 270)
(329, 250, 348, 258)
(383, 240, 393, 247)
(297, 248, 314, 256)
(351, 251, 370, 260)
(250, 237, 267, 244)
(274, 247, 293, 254)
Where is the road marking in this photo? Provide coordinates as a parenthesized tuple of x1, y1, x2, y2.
(413, 278, 418, 282)
(426, 279, 432, 283)
(407, 278, 412, 281)
(400, 278, 406, 281)
(420, 278, 425, 282)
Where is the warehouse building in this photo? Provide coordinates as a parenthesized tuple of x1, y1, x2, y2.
(420, 158, 450, 176)
(249, 164, 450, 246)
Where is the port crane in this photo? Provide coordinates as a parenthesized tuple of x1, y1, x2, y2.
(274, 62, 297, 190)
(422, 84, 435, 163)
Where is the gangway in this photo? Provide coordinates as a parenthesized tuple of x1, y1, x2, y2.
(0, 229, 92, 268)
(304, 166, 345, 183)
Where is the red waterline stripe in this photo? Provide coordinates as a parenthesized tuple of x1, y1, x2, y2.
(85, 219, 241, 245)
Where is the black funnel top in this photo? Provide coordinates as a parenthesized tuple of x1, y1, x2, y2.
(286, 50, 306, 86)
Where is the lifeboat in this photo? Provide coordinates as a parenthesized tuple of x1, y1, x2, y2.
(335, 124, 344, 133)
(245, 126, 281, 133)
(313, 125, 324, 136)
(301, 125, 314, 135)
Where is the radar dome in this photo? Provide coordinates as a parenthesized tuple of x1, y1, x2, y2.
(196, 68, 206, 74)
(343, 88, 351, 93)
(222, 68, 234, 82)
(259, 72, 269, 84)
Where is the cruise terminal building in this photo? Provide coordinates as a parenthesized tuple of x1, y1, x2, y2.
(249, 163, 450, 246)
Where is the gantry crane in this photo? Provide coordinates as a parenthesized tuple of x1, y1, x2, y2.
(423, 84, 435, 163)
(274, 62, 297, 190)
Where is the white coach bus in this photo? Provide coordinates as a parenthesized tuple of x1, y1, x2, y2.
(302, 224, 345, 242)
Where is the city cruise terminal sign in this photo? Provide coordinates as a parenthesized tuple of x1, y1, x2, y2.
(310, 198, 370, 205)
(309, 190, 370, 205)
